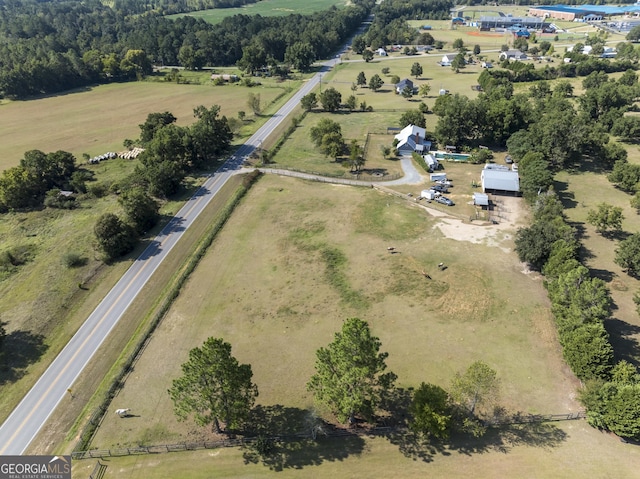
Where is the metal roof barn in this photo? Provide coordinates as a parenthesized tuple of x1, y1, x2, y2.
(481, 168, 520, 193)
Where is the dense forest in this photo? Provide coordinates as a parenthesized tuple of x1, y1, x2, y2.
(0, 0, 374, 98)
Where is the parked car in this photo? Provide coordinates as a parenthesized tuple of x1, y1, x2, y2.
(435, 196, 454, 206)
(431, 184, 449, 193)
(505, 155, 513, 164)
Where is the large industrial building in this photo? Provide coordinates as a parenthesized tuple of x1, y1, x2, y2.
(529, 4, 640, 22)
(479, 16, 548, 31)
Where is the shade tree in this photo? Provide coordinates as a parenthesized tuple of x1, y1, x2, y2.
(169, 338, 258, 433)
(307, 318, 396, 424)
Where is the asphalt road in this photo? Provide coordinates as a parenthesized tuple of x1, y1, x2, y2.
(0, 50, 344, 456)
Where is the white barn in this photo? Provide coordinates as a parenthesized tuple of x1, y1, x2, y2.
(481, 165, 519, 193)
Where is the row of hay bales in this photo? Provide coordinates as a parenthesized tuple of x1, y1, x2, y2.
(88, 148, 145, 164)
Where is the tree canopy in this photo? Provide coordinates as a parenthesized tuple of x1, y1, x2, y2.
(307, 318, 396, 423)
(168, 337, 258, 433)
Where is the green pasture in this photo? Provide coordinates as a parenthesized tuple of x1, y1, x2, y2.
(84, 173, 640, 477)
(75, 422, 640, 478)
(167, 0, 347, 23)
(0, 78, 297, 170)
(91, 173, 576, 456)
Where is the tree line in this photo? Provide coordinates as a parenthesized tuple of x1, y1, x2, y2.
(0, 0, 374, 98)
(514, 193, 640, 441)
(93, 105, 232, 261)
(170, 318, 501, 444)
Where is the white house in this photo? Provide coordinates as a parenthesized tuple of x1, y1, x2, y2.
(481, 165, 519, 193)
(394, 124, 429, 156)
(441, 54, 456, 66)
(499, 50, 528, 61)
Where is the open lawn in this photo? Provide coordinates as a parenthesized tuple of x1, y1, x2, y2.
(85, 173, 607, 476)
(75, 422, 640, 478)
(0, 79, 296, 170)
(168, 0, 347, 23)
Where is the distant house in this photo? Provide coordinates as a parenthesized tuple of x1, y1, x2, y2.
(441, 54, 456, 66)
(481, 165, 520, 194)
(376, 48, 387, 56)
(499, 50, 528, 61)
(395, 78, 414, 94)
(394, 124, 430, 156)
(210, 74, 239, 82)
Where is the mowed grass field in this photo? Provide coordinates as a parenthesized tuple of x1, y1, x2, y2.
(168, 0, 347, 23)
(84, 174, 640, 477)
(0, 78, 295, 170)
(77, 423, 640, 479)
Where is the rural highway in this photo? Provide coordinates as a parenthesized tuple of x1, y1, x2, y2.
(0, 53, 346, 454)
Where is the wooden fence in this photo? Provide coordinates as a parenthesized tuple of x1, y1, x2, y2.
(75, 412, 586, 462)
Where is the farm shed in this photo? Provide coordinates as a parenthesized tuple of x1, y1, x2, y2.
(473, 192, 489, 206)
(394, 124, 428, 156)
(481, 166, 519, 194)
(430, 172, 447, 182)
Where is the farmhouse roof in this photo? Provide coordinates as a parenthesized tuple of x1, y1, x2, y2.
(394, 124, 427, 152)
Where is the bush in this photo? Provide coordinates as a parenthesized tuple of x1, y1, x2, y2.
(63, 252, 88, 268)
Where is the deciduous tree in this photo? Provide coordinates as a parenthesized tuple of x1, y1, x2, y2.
(410, 383, 452, 440)
(300, 93, 318, 111)
(410, 62, 423, 78)
(586, 203, 624, 235)
(368, 74, 384, 92)
(319, 87, 342, 112)
(94, 213, 137, 261)
(169, 338, 258, 433)
(615, 233, 640, 276)
(450, 361, 499, 418)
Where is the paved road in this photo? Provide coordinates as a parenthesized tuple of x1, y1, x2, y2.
(0, 41, 353, 456)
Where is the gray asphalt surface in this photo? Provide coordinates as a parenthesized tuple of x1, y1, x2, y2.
(0, 38, 357, 456)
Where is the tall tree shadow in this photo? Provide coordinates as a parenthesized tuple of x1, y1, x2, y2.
(241, 404, 365, 471)
(384, 421, 568, 463)
(606, 317, 640, 367)
(380, 388, 568, 462)
(0, 329, 48, 384)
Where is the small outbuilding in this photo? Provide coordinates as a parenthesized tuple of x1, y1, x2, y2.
(423, 154, 439, 171)
(473, 192, 489, 206)
(376, 48, 387, 56)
